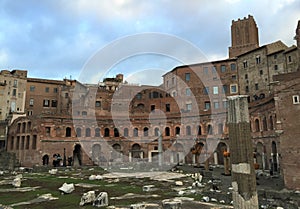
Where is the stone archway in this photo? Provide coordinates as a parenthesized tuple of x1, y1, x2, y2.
(42, 154, 49, 166)
(130, 143, 143, 162)
(73, 144, 82, 166)
(216, 142, 228, 165)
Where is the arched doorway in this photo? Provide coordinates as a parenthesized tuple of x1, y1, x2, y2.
(216, 142, 228, 165)
(112, 143, 122, 161)
(42, 154, 49, 166)
(131, 143, 142, 161)
(73, 144, 82, 166)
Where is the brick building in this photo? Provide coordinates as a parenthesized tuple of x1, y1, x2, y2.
(2, 15, 300, 189)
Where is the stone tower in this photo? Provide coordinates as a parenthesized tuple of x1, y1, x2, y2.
(295, 20, 300, 48)
(229, 15, 259, 58)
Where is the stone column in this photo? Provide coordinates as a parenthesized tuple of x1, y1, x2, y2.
(228, 95, 258, 209)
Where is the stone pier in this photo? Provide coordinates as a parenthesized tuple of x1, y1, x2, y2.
(228, 95, 259, 209)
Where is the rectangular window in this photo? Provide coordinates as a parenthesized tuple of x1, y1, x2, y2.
(43, 100, 50, 107)
(288, 55, 292, 62)
(45, 87, 49, 93)
(32, 135, 37, 150)
(53, 88, 58, 93)
(213, 86, 218, 94)
(231, 75, 237, 80)
(245, 86, 249, 93)
(255, 83, 259, 90)
(212, 66, 217, 74)
(12, 89, 17, 96)
(256, 56, 261, 64)
(186, 88, 191, 96)
(222, 85, 228, 94)
(293, 95, 299, 104)
(29, 98, 34, 106)
(204, 101, 211, 110)
(231, 63, 236, 71)
(186, 103, 192, 111)
(245, 74, 248, 79)
(230, 84, 238, 93)
(45, 127, 51, 136)
(204, 87, 209, 95)
(274, 65, 278, 70)
(243, 61, 248, 68)
(65, 93, 68, 98)
(166, 103, 170, 112)
(260, 70, 263, 75)
(51, 100, 57, 107)
(221, 65, 226, 72)
(274, 54, 277, 59)
(185, 73, 190, 81)
(13, 80, 18, 87)
(213, 101, 219, 109)
(30, 86, 35, 92)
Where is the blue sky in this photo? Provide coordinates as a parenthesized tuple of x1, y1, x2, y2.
(0, 0, 299, 85)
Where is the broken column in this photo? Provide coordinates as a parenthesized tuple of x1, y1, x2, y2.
(227, 95, 258, 209)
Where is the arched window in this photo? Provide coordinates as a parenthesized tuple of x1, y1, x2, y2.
(86, 128, 91, 137)
(186, 126, 191, 136)
(263, 117, 268, 131)
(114, 128, 120, 137)
(207, 124, 213, 135)
(197, 125, 202, 135)
(66, 127, 72, 137)
(95, 128, 100, 137)
(76, 128, 81, 137)
(104, 128, 110, 137)
(175, 127, 180, 135)
(154, 128, 160, 136)
(124, 128, 129, 137)
(255, 119, 260, 132)
(133, 128, 138, 137)
(165, 127, 170, 136)
(143, 127, 149, 136)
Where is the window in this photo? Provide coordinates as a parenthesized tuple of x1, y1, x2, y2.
(293, 95, 300, 104)
(53, 88, 58, 93)
(12, 89, 17, 96)
(166, 103, 170, 112)
(186, 103, 192, 111)
(45, 127, 51, 137)
(222, 85, 228, 94)
(185, 73, 190, 81)
(186, 126, 191, 136)
(143, 127, 149, 136)
(274, 54, 277, 59)
(51, 100, 57, 107)
(13, 80, 18, 87)
(218, 123, 223, 134)
(152, 91, 159, 98)
(204, 101, 211, 110)
(86, 128, 91, 137)
(255, 119, 260, 132)
(123, 128, 129, 137)
(288, 55, 292, 62)
(45, 87, 49, 93)
(175, 127, 180, 135)
(231, 63, 236, 71)
(172, 77, 175, 85)
(221, 65, 226, 72)
(245, 74, 248, 79)
(32, 135, 37, 149)
(65, 93, 69, 98)
(203, 67, 209, 74)
(245, 86, 249, 93)
(230, 84, 238, 93)
(43, 100, 50, 107)
(212, 67, 217, 74)
(213, 101, 219, 109)
(136, 93, 142, 99)
(104, 128, 110, 137)
(82, 111, 87, 116)
(76, 128, 81, 137)
(207, 125, 213, 135)
(256, 56, 261, 64)
(243, 61, 248, 68)
(155, 128, 160, 136)
(213, 86, 218, 94)
(186, 88, 191, 96)
(223, 100, 228, 109)
(165, 127, 170, 136)
(133, 128, 138, 137)
(197, 125, 202, 135)
(263, 117, 268, 131)
(260, 70, 263, 75)
(151, 105, 155, 111)
(114, 128, 119, 137)
(95, 101, 101, 107)
(274, 65, 278, 70)
(231, 75, 237, 80)
(30, 86, 35, 92)
(204, 87, 209, 95)
(255, 83, 259, 90)
(29, 98, 34, 106)
(66, 127, 72, 137)
(94, 128, 100, 137)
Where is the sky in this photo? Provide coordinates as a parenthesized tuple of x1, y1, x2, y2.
(0, 0, 299, 85)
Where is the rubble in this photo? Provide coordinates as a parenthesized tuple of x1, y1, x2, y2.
(58, 183, 75, 194)
(93, 192, 109, 207)
(80, 191, 96, 206)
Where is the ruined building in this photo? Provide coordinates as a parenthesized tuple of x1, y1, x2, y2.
(2, 15, 300, 190)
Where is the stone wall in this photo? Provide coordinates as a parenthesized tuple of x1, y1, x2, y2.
(0, 151, 16, 170)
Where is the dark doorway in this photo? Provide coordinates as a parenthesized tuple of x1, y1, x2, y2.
(73, 144, 82, 166)
(42, 154, 49, 165)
